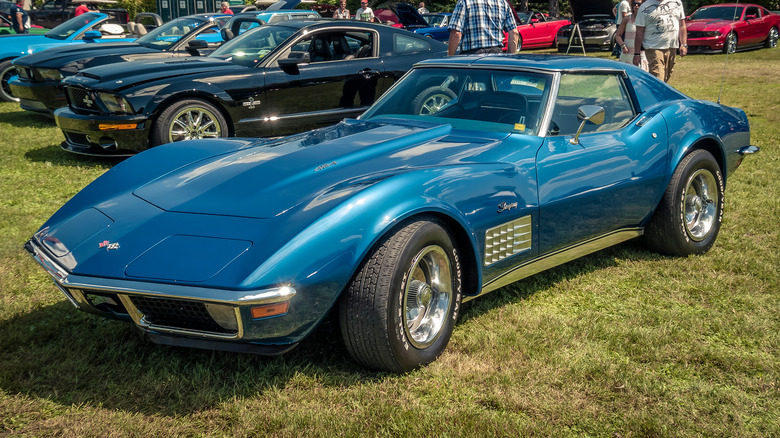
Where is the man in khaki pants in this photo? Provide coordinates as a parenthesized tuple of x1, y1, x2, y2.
(633, 0, 687, 82)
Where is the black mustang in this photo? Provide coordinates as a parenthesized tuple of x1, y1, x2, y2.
(54, 20, 448, 156)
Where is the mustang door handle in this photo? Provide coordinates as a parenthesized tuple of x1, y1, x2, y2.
(359, 69, 381, 79)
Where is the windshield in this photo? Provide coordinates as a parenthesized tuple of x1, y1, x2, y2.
(362, 67, 553, 136)
(210, 24, 296, 67)
(136, 17, 208, 50)
(690, 6, 744, 21)
(44, 12, 104, 40)
(423, 14, 446, 27)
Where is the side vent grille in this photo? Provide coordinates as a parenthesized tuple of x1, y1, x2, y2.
(484, 215, 532, 265)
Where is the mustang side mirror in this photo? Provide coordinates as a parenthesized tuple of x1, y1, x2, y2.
(570, 105, 605, 145)
(186, 39, 209, 56)
(278, 51, 310, 74)
(83, 30, 102, 41)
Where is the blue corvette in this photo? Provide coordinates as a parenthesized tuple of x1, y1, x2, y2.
(25, 55, 759, 372)
(0, 12, 134, 102)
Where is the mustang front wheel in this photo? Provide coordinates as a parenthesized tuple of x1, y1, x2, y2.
(151, 99, 228, 146)
(644, 150, 724, 256)
(766, 27, 778, 48)
(724, 32, 738, 54)
(340, 219, 462, 373)
(0, 61, 20, 103)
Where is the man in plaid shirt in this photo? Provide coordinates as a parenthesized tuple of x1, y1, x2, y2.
(447, 0, 518, 55)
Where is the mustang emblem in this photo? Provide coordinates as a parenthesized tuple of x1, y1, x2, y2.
(83, 95, 94, 107)
(315, 161, 336, 172)
(497, 202, 518, 213)
(242, 97, 258, 109)
(98, 240, 120, 251)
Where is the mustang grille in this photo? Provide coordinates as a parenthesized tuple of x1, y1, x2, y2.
(130, 296, 237, 334)
(484, 215, 532, 265)
(67, 87, 100, 112)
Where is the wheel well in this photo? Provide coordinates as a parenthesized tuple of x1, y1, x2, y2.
(401, 212, 481, 299)
(687, 138, 725, 176)
(152, 94, 235, 137)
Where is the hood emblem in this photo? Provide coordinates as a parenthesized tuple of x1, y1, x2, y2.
(497, 202, 518, 213)
(315, 161, 336, 172)
(242, 97, 258, 109)
(83, 95, 94, 107)
(98, 240, 120, 251)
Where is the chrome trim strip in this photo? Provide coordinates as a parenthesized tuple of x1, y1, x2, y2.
(466, 228, 643, 302)
(239, 107, 367, 124)
(25, 238, 296, 306)
(738, 145, 760, 155)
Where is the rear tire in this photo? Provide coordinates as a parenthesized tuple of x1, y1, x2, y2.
(339, 218, 462, 373)
(0, 60, 20, 103)
(150, 98, 228, 147)
(644, 150, 724, 256)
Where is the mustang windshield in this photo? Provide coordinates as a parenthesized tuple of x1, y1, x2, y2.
(44, 12, 103, 40)
(210, 25, 296, 67)
(362, 67, 553, 136)
(689, 6, 744, 21)
(136, 17, 210, 50)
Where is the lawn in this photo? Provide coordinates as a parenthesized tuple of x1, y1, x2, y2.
(0, 48, 778, 437)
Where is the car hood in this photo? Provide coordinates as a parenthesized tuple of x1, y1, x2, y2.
(133, 119, 509, 219)
(685, 19, 733, 32)
(569, 0, 614, 22)
(66, 57, 239, 90)
(13, 42, 157, 68)
(0, 34, 49, 57)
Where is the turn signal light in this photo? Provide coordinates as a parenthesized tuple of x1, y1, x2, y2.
(251, 302, 290, 319)
(98, 123, 138, 131)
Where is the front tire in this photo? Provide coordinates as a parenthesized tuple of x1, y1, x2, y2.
(723, 32, 737, 54)
(0, 60, 20, 103)
(151, 98, 228, 147)
(766, 27, 778, 48)
(644, 150, 724, 256)
(339, 218, 462, 373)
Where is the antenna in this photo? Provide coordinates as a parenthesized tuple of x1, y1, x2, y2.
(717, 1, 741, 104)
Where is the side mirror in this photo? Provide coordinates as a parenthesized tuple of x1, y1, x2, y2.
(83, 30, 102, 41)
(278, 51, 310, 74)
(186, 39, 209, 55)
(570, 105, 605, 145)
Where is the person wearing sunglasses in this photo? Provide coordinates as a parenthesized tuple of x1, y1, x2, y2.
(615, 0, 648, 71)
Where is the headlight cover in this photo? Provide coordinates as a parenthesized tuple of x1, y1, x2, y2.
(97, 93, 133, 114)
(704, 31, 722, 37)
(37, 68, 63, 81)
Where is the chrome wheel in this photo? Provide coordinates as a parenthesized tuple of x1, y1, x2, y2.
(403, 245, 453, 349)
(0, 61, 19, 103)
(683, 169, 719, 241)
(168, 106, 223, 142)
(767, 27, 778, 48)
(724, 32, 737, 54)
(418, 92, 452, 115)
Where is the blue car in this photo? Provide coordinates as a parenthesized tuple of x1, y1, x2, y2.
(414, 12, 451, 41)
(0, 12, 135, 102)
(25, 55, 759, 372)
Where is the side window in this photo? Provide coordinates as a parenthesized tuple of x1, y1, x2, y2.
(394, 33, 430, 53)
(744, 7, 759, 19)
(287, 31, 373, 63)
(549, 73, 635, 136)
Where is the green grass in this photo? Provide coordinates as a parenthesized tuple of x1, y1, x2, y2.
(1, 48, 778, 437)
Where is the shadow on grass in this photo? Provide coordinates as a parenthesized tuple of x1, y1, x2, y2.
(0, 240, 666, 416)
(24, 144, 125, 169)
(0, 108, 55, 128)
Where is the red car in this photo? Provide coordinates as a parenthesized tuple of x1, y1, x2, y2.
(687, 3, 780, 54)
(503, 10, 571, 52)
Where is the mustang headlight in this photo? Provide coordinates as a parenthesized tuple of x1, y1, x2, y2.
(37, 68, 63, 81)
(704, 31, 722, 37)
(97, 93, 133, 114)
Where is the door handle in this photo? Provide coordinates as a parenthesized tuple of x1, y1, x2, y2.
(359, 68, 380, 79)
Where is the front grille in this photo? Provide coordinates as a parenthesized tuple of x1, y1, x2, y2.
(687, 31, 715, 39)
(67, 87, 100, 112)
(64, 132, 92, 147)
(130, 296, 236, 334)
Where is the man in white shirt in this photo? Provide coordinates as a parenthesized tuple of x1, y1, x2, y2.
(634, 0, 687, 82)
(355, 1, 374, 21)
(418, 2, 429, 14)
(614, 0, 630, 25)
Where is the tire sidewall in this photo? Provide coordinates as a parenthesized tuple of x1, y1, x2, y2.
(671, 151, 724, 254)
(387, 222, 462, 371)
(0, 60, 20, 103)
(151, 98, 227, 147)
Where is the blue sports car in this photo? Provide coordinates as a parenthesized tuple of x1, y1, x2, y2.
(25, 55, 759, 372)
(0, 12, 134, 102)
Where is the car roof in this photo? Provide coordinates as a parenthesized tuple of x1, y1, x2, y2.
(416, 54, 632, 73)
